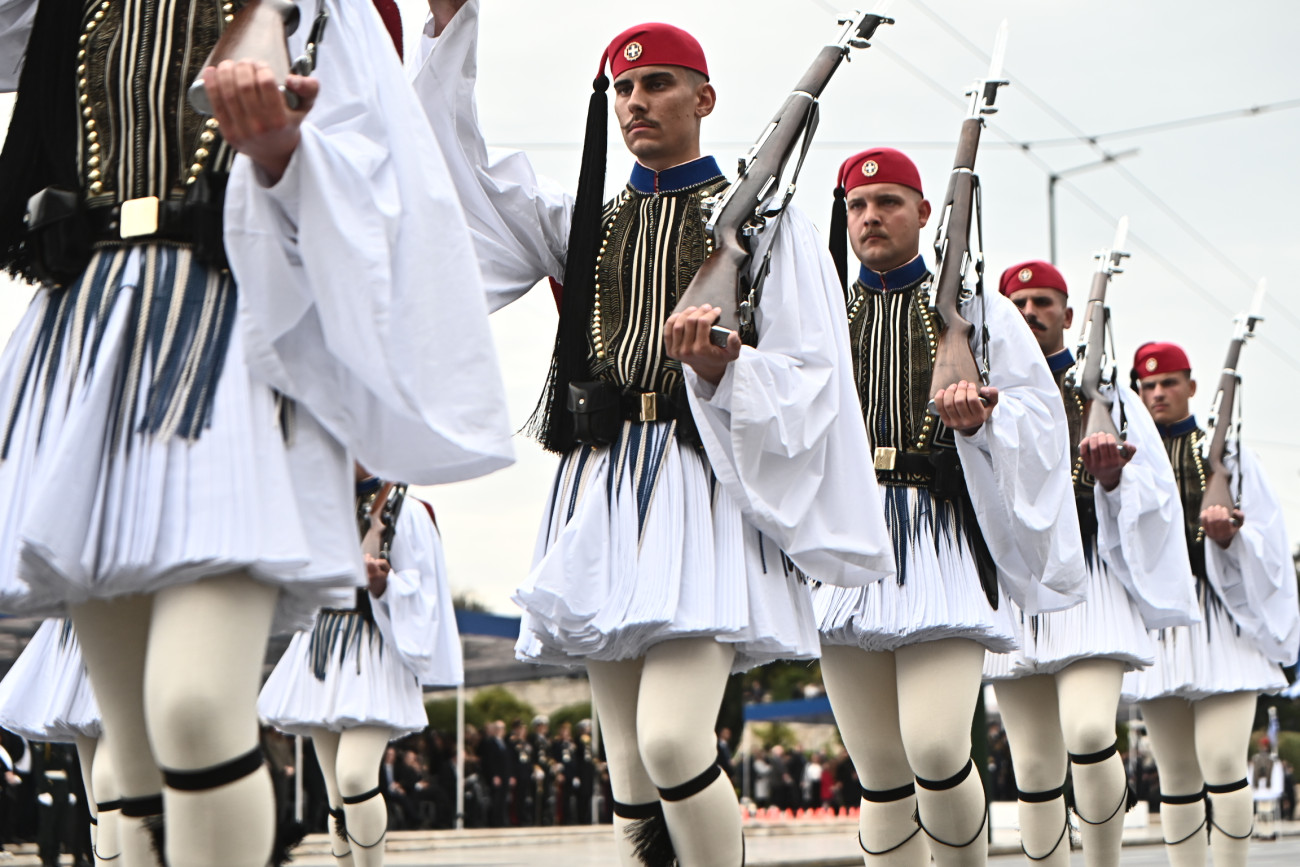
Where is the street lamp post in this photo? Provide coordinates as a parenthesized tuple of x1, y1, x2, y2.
(1048, 148, 1139, 263)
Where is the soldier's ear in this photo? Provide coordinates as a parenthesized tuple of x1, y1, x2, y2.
(1063, 306, 1073, 329)
(1188, 378, 1197, 398)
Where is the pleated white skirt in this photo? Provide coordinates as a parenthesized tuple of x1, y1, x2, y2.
(0, 246, 359, 629)
(814, 485, 1017, 653)
(0, 619, 100, 742)
(984, 538, 1154, 680)
(1122, 586, 1286, 702)
(258, 609, 427, 737)
(514, 420, 820, 673)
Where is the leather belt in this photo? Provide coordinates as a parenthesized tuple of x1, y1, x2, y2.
(619, 391, 682, 423)
(85, 197, 194, 243)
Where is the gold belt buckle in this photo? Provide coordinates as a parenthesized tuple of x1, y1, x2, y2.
(874, 446, 897, 471)
(640, 392, 658, 423)
(120, 196, 161, 239)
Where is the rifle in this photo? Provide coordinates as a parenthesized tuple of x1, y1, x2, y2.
(1199, 280, 1266, 519)
(356, 480, 409, 563)
(1067, 216, 1132, 454)
(671, 3, 896, 347)
(925, 22, 1009, 413)
(187, 0, 331, 116)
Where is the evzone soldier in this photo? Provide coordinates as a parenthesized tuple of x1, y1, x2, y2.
(417, 2, 893, 864)
(814, 149, 1085, 867)
(1125, 342, 1298, 867)
(259, 469, 463, 867)
(0, 2, 512, 866)
(0, 619, 118, 864)
(987, 260, 1195, 867)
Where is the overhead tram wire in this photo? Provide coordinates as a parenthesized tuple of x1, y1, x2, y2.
(901, 0, 1299, 336)
(1019, 98, 1300, 148)
(800, 0, 1300, 377)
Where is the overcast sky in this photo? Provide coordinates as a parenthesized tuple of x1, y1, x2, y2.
(1, 0, 1296, 616)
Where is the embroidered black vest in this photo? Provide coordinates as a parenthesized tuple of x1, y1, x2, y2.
(1050, 352, 1099, 550)
(1163, 421, 1210, 585)
(846, 260, 997, 605)
(588, 176, 728, 395)
(77, 0, 238, 208)
(845, 269, 954, 485)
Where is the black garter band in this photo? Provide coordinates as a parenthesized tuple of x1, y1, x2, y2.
(658, 763, 722, 802)
(914, 761, 987, 849)
(860, 781, 915, 802)
(1015, 784, 1067, 861)
(119, 794, 164, 818)
(162, 747, 262, 792)
(857, 783, 922, 855)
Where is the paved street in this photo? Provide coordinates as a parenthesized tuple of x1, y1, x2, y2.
(6, 821, 1297, 865)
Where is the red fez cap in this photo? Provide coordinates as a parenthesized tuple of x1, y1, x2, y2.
(1133, 342, 1191, 378)
(836, 148, 923, 196)
(602, 23, 709, 82)
(372, 0, 403, 60)
(999, 260, 1068, 297)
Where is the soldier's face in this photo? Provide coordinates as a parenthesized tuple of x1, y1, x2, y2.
(1007, 288, 1072, 355)
(846, 184, 931, 274)
(613, 66, 714, 170)
(1138, 371, 1196, 424)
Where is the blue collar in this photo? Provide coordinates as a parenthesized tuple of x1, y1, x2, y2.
(628, 156, 725, 194)
(858, 255, 928, 292)
(1047, 348, 1075, 374)
(1157, 415, 1199, 439)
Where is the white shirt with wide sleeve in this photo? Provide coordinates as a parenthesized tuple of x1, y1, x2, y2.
(370, 500, 464, 687)
(1205, 446, 1299, 666)
(1094, 385, 1199, 629)
(954, 293, 1087, 614)
(224, 0, 515, 486)
(412, 0, 894, 588)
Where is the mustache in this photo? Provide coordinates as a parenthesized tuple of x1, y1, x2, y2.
(624, 118, 657, 131)
(1024, 317, 1046, 332)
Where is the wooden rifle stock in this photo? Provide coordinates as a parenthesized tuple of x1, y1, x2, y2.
(673, 12, 893, 343)
(927, 117, 984, 401)
(1078, 270, 1123, 442)
(1200, 341, 1244, 515)
(187, 0, 302, 115)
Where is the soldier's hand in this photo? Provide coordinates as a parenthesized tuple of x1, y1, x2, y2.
(665, 304, 741, 386)
(202, 60, 318, 184)
(932, 381, 998, 436)
(429, 0, 470, 35)
(1079, 432, 1135, 491)
(365, 554, 391, 597)
(1200, 504, 1244, 548)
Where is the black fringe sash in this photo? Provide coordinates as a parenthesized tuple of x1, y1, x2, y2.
(1, 245, 238, 458)
(847, 275, 998, 604)
(0, 0, 238, 282)
(308, 597, 385, 682)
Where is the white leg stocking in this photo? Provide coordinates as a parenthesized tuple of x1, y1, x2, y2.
(1058, 660, 1127, 867)
(72, 597, 163, 867)
(1193, 692, 1256, 867)
(145, 573, 279, 867)
(1140, 698, 1207, 867)
(820, 645, 927, 867)
(896, 639, 988, 867)
(637, 639, 742, 867)
(76, 738, 120, 867)
(589, 639, 743, 867)
(334, 727, 393, 867)
(588, 657, 657, 867)
(309, 729, 354, 867)
(992, 675, 1069, 867)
